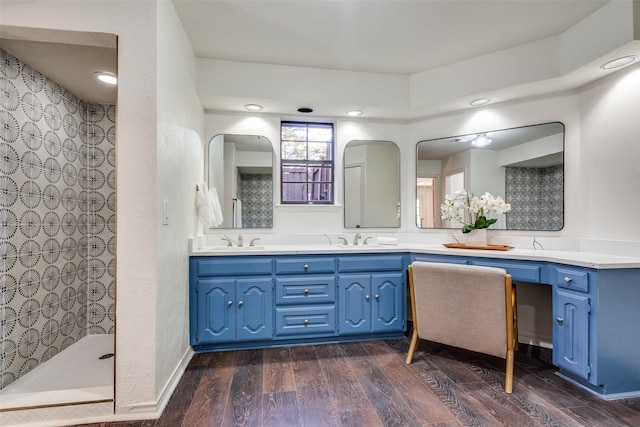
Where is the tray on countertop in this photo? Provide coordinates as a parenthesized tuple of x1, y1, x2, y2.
(443, 243, 514, 251)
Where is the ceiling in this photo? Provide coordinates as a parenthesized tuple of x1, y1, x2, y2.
(173, 0, 608, 75)
(0, 25, 117, 105)
(2, 1, 637, 118)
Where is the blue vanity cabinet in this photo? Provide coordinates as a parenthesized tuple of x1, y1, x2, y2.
(552, 265, 596, 385)
(337, 255, 406, 336)
(274, 256, 338, 339)
(190, 256, 273, 347)
(553, 288, 590, 380)
(196, 277, 273, 344)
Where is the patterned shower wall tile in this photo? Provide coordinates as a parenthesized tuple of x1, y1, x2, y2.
(505, 165, 563, 230)
(1, 46, 115, 389)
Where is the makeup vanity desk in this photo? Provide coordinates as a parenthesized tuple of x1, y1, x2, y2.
(188, 243, 640, 400)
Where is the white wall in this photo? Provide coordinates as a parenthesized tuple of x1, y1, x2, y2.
(155, 0, 203, 403)
(577, 64, 640, 245)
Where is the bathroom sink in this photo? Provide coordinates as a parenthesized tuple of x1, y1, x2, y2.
(207, 245, 266, 251)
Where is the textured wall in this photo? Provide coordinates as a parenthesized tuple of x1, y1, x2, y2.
(0, 48, 115, 389)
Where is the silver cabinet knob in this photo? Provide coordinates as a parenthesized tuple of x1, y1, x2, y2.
(556, 317, 564, 324)
(303, 264, 309, 271)
(227, 301, 233, 307)
(238, 301, 243, 307)
(304, 289, 309, 294)
(375, 294, 379, 300)
(304, 319, 309, 324)
(365, 295, 370, 301)
(564, 277, 572, 283)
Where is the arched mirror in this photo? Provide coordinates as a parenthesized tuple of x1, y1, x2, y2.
(207, 134, 274, 229)
(416, 122, 564, 231)
(344, 140, 400, 228)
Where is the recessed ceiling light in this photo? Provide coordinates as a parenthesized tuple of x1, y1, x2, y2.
(347, 110, 362, 117)
(470, 98, 491, 106)
(244, 104, 263, 111)
(95, 72, 117, 85)
(601, 55, 637, 70)
(297, 107, 313, 113)
(471, 134, 492, 148)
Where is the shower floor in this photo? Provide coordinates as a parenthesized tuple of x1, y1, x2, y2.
(0, 334, 114, 410)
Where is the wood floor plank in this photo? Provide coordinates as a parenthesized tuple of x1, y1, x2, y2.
(291, 345, 339, 426)
(338, 408, 384, 427)
(362, 340, 456, 425)
(535, 369, 640, 425)
(181, 351, 237, 427)
(315, 341, 371, 412)
(291, 345, 326, 390)
(459, 381, 540, 427)
(261, 391, 302, 427)
(153, 364, 205, 427)
(413, 368, 506, 426)
(561, 405, 635, 427)
(340, 341, 425, 427)
(221, 349, 263, 427)
(262, 346, 295, 393)
(501, 379, 589, 427)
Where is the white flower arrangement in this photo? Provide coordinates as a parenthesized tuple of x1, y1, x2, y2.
(441, 190, 511, 233)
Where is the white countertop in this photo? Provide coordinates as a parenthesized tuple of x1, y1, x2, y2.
(189, 243, 640, 269)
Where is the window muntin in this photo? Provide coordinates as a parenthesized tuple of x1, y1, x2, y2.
(281, 122, 334, 204)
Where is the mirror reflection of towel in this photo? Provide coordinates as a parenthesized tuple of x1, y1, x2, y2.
(233, 198, 242, 228)
(209, 187, 223, 227)
(197, 182, 223, 228)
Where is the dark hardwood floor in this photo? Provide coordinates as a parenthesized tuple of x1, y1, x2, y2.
(79, 337, 640, 427)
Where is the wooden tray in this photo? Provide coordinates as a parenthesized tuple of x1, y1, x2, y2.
(443, 243, 514, 251)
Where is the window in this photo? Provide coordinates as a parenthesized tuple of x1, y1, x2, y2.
(281, 121, 334, 204)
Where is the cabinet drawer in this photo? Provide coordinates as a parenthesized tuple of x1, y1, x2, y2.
(338, 255, 404, 273)
(196, 257, 273, 277)
(556, 267, 589, 293)
(276, 276, 336, 305)
(469, 259, 541, 283)
(275, 257, 336, 275)
(274, 305, 337, 336)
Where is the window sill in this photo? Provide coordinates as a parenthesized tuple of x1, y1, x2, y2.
(275, 204, 342, 211)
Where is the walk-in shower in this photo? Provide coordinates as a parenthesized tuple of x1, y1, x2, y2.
(0, 33, 116, 414)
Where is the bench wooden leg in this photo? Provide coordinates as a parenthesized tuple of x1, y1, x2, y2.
(406, 328, 418, 364)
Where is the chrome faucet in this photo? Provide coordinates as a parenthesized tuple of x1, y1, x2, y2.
(353, 233, 361, 245)
(249, 238, 261, 247)
(363, 236, 373, 245)
(337, 237, 348, 245)
(221, 235, 237, 247)
(237, 233, 243, 247)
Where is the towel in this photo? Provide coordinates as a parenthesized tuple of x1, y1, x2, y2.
(377, 237, 398, 245)
(196, 182, 223, 228)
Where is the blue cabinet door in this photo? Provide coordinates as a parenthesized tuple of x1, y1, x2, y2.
(553, 289, 590, 380)
(197, 278, 272, 344)
(372, 273, 404, 333)
(197, 279, 236, 343)
(236, 278, 273, 342)
(338, 274, 371, 335)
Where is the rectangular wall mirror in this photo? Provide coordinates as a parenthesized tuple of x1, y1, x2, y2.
(416, 122, 564, 231)
(344, 140, 400, 228)
(207, 134, 274, 229)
